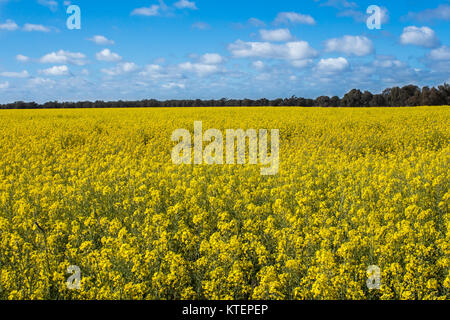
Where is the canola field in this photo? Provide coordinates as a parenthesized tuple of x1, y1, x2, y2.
(0, 106, 448, 300)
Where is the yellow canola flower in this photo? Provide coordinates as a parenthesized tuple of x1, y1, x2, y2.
(0, 106, 448, 300)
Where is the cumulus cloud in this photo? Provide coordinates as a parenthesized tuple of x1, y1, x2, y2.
(0, 19, 19, 31)
(0, 70, 29, 78)
(400, 26, 440, 48)
(96, 49, 122, 62)
(0, 20, 52, 32)
(428, 46, 450, 61)
(101, 62, 138, 76)
(23, 24, 51, 32)
(139, 64, 165, 78)
(131, 5, 160, 16)
(16, 54, 30, 62)
(228, 40, 318, 61)
(174, 0, 197, 10)
(178, 62, 220, 76)
(199, 53, 224, 64)
(88, 35, 115, 45)
(39, 65, 70, 76)
(40, 50, 87, 65)
(373, 56, 406, 68)
(274, 12, 316, 25)
(324, 35, 374, 56)
(260, 29, 293, 42)
(317, 57, 349, 73)
(177, 53, 224, 77)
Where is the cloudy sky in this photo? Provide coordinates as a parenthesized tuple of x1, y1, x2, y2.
(0, 0, 449, 103)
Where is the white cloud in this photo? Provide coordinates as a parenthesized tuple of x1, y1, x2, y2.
(373, 56, 406, 68)
(96, 49, 122, 62)
(325, 35, 374, 56)
(39, 65, 70, 76)
(139, 64, 165, 78)
(38, 0, 58, 11)
(16, 54, 30, 62)
(40, 50, 87, 65)
(101, 62, 138, 76)
(252, 60, 265, 70)
(199, 53, 223, 64)
(375, 6, 390, 24)
(319, 0, 357, 9)
(0, 70, 29, 78)
(317, 57, 349, 73)
(28, 77, 55, 87)
(274, 12, 316, 25)
(400, 26, 440, 48)
(406, 5, 450, 22)
(0, 81, 9, 89)
(88, 35, 115, 45)
(428, 46, 450, 61)
(0, 19, 19, 31)
(174, 0, 197, 10)
(291, 59, 313, 68)
(192, 22, 210, 30)
(23, 24, 51, 32)
(131, 5, 160, 16)
(260, 29, 293, 42)
(162, 82, 185, 89)
(178, 62, 220, 76)
(228, 40, 318, 61)
(248, 18, 266, 27)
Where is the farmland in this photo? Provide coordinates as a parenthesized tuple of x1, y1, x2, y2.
(0, 106, 448, 300)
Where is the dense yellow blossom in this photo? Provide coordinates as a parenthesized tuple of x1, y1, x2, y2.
(0, 106, 448, 300)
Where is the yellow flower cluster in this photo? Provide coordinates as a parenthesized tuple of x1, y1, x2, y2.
(0, 106, 448, 300)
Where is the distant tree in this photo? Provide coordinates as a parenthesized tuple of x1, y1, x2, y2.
(361, 91, 373, 107)
(421, 87, 431, 105)
(330, 96, 340, 107)
(428, 87, 446, 105)
(271, 98, 283, 106)
(369, 94, 386, 107)
(387, 87, 402, 106)
(316, 96, 331, 107)
(341, 89, 363, 107)
(0, 82, 448, 109)
(438, 83, 450, 104)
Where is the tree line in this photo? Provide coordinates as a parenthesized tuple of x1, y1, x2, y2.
(1, 83, 449, 109)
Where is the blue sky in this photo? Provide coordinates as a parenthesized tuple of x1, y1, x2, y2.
(0, 0, 449, 103)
